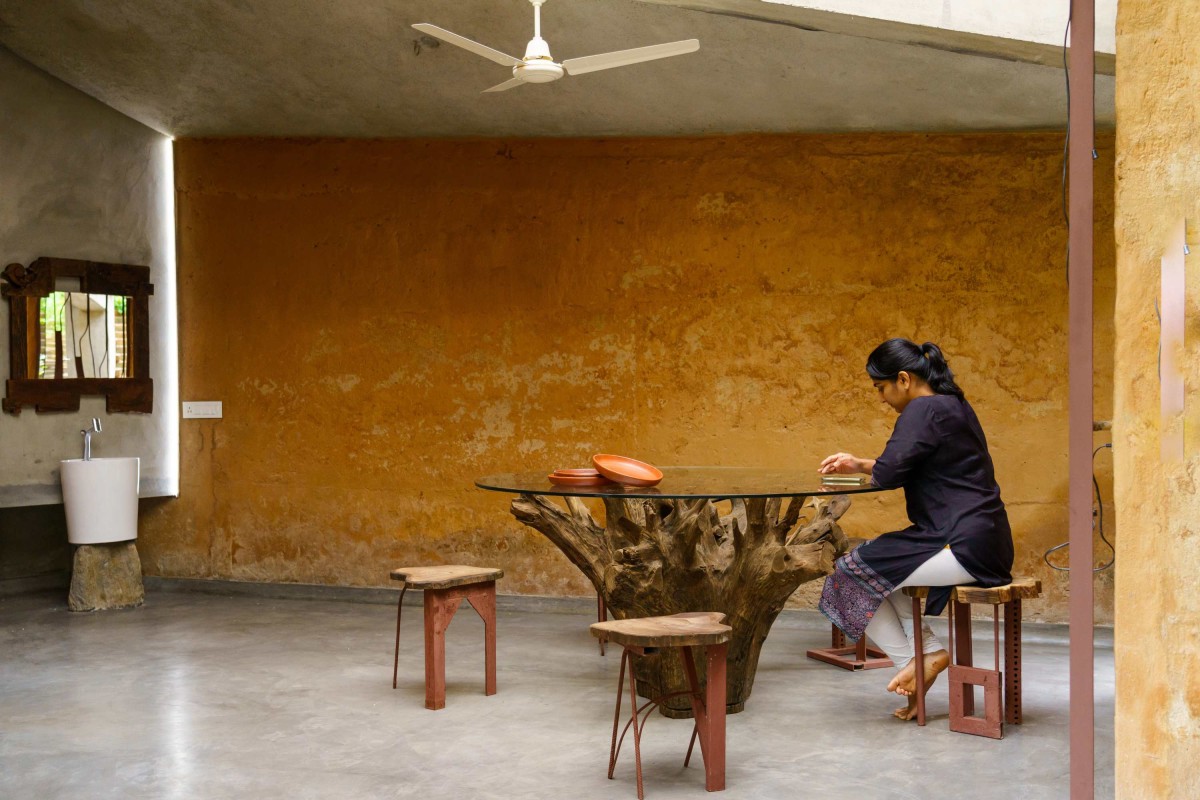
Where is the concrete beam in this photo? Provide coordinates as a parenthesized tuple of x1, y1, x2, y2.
(636, 0, 1116, 75)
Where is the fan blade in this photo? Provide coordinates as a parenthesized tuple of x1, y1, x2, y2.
(412, 23, 523, 67)
(561, 39, 699, 76)
(483, 77, 525, 93)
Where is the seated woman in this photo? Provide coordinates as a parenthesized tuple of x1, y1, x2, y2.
(818, 338, 1013, 720)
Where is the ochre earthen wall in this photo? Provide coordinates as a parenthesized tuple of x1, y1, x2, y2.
(1113, 1, 1200, 795)
(141, 133, 1115, 623)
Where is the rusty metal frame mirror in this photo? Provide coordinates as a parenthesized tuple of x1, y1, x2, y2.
(2, 257, 153, 414)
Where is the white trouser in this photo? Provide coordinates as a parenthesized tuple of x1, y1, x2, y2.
(863, 547, 976, 670)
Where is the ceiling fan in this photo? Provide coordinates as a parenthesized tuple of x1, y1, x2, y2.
(413, 0, 699, 93)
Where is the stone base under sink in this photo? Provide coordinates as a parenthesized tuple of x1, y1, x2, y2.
(69, 542, 145, 612)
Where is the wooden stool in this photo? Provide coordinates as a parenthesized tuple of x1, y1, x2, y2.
(390, 565, 503, 710)
(902, 578, 1042, 737)
(806, 624, 893, 670)
(590, 612, 731, 799)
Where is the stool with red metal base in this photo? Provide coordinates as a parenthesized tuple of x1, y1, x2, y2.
(902, 577, 1042, 737)
(390, 565, 503, 710)
(806, 624, 893, 670)
(591, 612, 731, 800)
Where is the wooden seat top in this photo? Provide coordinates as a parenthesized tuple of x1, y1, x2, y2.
(590, 611, 731, 648)
(901, 577, 1042, 604)
(389, 565, 503, 589)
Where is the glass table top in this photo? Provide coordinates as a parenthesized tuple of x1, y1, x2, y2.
(475, 466, 887, 500)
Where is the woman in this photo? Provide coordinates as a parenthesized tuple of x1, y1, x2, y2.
(817, 338, 1013, 720)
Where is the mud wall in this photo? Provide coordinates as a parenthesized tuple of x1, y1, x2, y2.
(142, 132, 1116, 623)
(1112, 0, 1200, 794)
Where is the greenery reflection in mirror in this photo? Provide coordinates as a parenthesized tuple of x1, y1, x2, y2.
(3, 257, 153, 414)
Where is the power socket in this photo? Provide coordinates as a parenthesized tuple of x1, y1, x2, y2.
(182, 401, 223, 419)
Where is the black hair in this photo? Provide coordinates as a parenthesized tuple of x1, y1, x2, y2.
(865, 338, 965, 399)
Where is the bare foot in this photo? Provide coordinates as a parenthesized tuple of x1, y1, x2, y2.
(887, 649, 950, 720)
(894, 693, 921, 720)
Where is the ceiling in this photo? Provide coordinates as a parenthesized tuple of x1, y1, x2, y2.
(0, 0, 1115, 139)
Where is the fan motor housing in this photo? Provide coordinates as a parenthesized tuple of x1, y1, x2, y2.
(515, 60, 564, 83)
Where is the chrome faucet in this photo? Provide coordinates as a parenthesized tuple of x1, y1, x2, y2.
(81, 418, 102, 461)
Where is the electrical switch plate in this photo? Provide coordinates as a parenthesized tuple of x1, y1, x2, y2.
(182, 401, 223, 419)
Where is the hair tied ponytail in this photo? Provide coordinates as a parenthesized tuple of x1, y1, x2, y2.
(866, 338, 965, 400)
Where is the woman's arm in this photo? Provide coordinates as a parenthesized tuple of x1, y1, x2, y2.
(818, 453, 876, 475)
(870, 401, 941, 488)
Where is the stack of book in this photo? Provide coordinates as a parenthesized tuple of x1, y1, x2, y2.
(820, 475, 867, 485)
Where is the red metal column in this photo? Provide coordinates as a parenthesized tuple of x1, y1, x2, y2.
(1068, 0, 1095, 797)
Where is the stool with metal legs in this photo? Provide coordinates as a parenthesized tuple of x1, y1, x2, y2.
(591, 612, 731, 799)
(903, 577, 1042, 736)
(390, 565, 503, 710)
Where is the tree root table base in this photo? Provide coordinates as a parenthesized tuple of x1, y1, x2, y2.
(511, 493, 853, 717)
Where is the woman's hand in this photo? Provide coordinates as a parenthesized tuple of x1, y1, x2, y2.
(819, 452, 873, 475)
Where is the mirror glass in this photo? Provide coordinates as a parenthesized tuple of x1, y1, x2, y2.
(36, 293, 133, 379)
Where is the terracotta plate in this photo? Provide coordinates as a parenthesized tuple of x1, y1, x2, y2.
(548, 473, 614, 487)
(591, 454, 664, 487)
(552, 468, 602, 477)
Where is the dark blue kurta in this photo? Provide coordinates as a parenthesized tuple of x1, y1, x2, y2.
(819, 394, 1013, 640)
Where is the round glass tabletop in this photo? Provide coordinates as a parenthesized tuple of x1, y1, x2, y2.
(475, 466, 887, 500)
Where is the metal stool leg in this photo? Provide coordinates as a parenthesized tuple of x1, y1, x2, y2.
(628, 649, 645, 800)
(466, 581, 498, 696)
(392, 585, 408, 690)
(954, 598, 975, 716)
(598, 593, 607, 656)
(1004, 598, 1023, 724)
(912, 594, 927, 726)
(608, 647, 629, 779)
(703, 643, 727, 791)
(424, 589, 465, 710)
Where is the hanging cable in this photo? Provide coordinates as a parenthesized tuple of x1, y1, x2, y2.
(1043, 442, 1115, 572)
(1060, 4, 1100, 288)
(1060, 7, 1071, 285)
(98, 294, 109, 377)
(78, 292, 96, 378)
(66, 292, 79, 378)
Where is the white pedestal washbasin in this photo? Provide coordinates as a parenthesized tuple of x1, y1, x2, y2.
(60, 457, 140, 544)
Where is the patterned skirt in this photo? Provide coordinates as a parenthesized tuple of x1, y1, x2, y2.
(818, 546, 897, 642)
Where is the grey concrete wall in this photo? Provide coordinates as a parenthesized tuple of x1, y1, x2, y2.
(0, 45, 178, 579)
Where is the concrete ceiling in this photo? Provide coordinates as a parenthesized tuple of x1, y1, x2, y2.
(0, 0, 1115, 138)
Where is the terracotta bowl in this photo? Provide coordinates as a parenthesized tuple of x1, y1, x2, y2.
(591, 454, 663, 487)
(552, 468, 602, 477)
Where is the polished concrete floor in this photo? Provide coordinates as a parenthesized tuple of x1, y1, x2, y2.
(0, 587, 1114, 799)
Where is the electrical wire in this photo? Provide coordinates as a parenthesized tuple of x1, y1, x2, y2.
(98, 294, 109, 377)
(77, 292, 96, 378)
(66, 292, 78, 378)
(1061, 6, 1071, 252)
(1059, 4, 1100, 288)
(1043, 442, 1115, 572)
